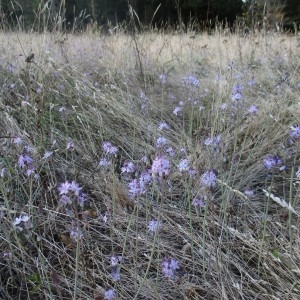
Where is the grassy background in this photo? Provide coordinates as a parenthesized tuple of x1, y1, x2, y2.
(0, 30, 300, 299)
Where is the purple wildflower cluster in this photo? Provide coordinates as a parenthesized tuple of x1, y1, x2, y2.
(204, 135, 222, 151)
(151, 155, 171, 178)
(110, 255, 123, 282)
(231, 83, 243, 102)
(161, 257, 180, 279)
(99, 141, 119, 168)
(13, 214, 32, 232)
(192, 195, 206, 207)
(182, 75, 200, 87)
(200, 170, 217, 187)
(263, 155, 284, 171)
(104, 289, 116, 300)
(289, 125, 300, 140)
(148, 219, 161, 234)
(58, 180, 87, 207)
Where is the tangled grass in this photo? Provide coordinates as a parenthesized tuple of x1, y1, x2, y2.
(0, 30, 300, 299)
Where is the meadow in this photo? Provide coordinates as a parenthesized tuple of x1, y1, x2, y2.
(0, 29, 300, 299)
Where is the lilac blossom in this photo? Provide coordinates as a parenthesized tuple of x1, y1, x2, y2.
(177, 159, 190, 172)
(128, 179, 143, 197)
(99, 157, 111, 167)
(232, 83, 243, 102)
(204, 135, 221, 149)
(13, 136, 23, 146)
(121, 161, 136, 174)
(290, 125, 300, 140)
(173, 106, 182, 116)
(139, 170, 152, 191)
(182, 75, 200, 87)
(102, 141, 118, 155)
(148, 219, 161, 234)
(158, 121, 170, 131)
(156, 136, 168, 148)
(13, 215, 31, 231)
(220, 103, 228, 110)
(244, 189, 254, 198)
(165, 147, 175, 157)
(263, 155, 283, 170)
(161, 257, 180, 279)
(200, 171, 217, 187)
(18, 154, 33, 169)
(159, 73, 167, 85)
(151, 156, 171, 178)
(66, 141, 75, 150)
(58, 180, 86, 206)
(192, 195, 205, 207)
(104, 289, 116, 300)
(111, 256, 123, 266)
(248, 105, 258, 114)
(111, 267, 121, 281)
(43, 150, 53, 159)
(70, 227, 83, 241)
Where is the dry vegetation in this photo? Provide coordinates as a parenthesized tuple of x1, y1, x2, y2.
(0, 29, 300, 299)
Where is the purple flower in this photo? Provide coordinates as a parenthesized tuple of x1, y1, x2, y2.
(200, 171, 217, 187)
(70, 227, 83, 241)
(111, 266, 121, 281)
(263, 155, 282, 170)
(43, 150, 53, 159)
(148, 219, 161, 234)
(192, 195, 205, 207)
(99, 157, 111, 167)
(173, 106, 182, 116)
(59, 194, 72, 205)
(177, 159, 190, 172)
(121, 161, 135, 174)
(77, 193, 87, 206)
(161, 257, 180, 279)
(102, 141, 118, 155)
(220, 103, 228, 110)
(156, 136, 168, 148)
(232, 92, 242, 101)
(139, 170, 152, 191)
(25, 167, 36, 177)
(13, 136, 23, 146)
(158, 121, 170, 131)
(204, 135, 221, 149)
(18, 154, 33, 168)
(231, 83, 243, 102)
(248, 105, 258, 114)
(128, 179, 142, 197)
(66, 141, 75, 150)
(59, 181, 71, 194)
(104, 289, 116, 300)
(244, 189, 254, 198)
(110, 255, 123, 266)
(182, 75, 200, 87)
(151, 156, 171, 178)
(165, 147, 175, 157)
(69, 181, 82, 196)
(296, 168, 300, 179)
(13, 215, 30, 226)
(159, 73, 167, 85)
(290, 125, 300, 140)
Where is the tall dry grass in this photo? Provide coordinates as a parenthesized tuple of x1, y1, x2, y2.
(0, 30, 300, 299)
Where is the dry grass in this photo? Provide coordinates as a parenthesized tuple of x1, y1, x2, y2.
(0, 30, 300, 300)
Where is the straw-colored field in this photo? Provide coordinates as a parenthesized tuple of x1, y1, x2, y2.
(0, 30, 300, 299)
